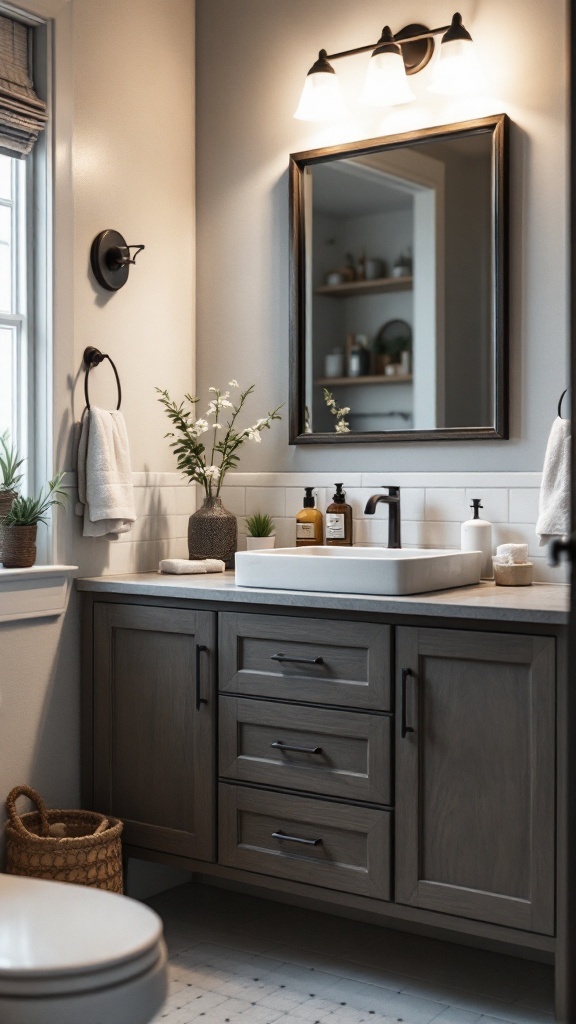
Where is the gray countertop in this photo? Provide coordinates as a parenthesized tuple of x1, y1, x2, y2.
(76, 572, 570, 625)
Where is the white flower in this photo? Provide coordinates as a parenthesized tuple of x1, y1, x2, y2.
(255, 417, 269, 428)
(204, 465, 221, 479)
(335, 420, 350, 433)
(191, 418, 209, 436)
(208, 387, 219, 393)
(228, 379, 239, 388)
(212, 422, 223, 430)
(339, 407, 350, 416)
(206, 401, 217, 416)
(242, 427, 261, 442)
(219, 398, 233, 409)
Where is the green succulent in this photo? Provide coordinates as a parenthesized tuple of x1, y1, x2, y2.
(1, 473, 67, 527)
(245, 512, 275, 538)
(0, 430, 25, 492)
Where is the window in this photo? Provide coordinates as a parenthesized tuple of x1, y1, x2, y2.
(0, 153, 28, 472)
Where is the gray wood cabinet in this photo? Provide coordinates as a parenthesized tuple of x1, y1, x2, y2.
(92, 602, 216, 861)
(395, 627, 555, 934)
(83, 595, 557, 945)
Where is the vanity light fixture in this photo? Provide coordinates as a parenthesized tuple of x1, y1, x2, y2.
(294, 12, 485, 121)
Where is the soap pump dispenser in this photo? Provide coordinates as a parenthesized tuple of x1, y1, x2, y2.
(326, 483, 353, 546)
(296, 487, 323, 546)
(461, 498, 493, 579)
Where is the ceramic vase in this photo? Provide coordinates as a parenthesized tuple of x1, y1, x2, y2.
(0, 489, 17, 564)
(188, 496, 237, 569)
(2, 524, 37, 568)
(246, 536, 275, 551)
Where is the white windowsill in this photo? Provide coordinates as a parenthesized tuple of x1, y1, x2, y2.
(0, 565, 77, 622)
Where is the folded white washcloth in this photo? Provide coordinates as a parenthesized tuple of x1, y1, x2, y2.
(159, 558, 225, 575)
(536, 416, 571, 547)
(76, 407, 137, 538)
(495, 543, 529, 565)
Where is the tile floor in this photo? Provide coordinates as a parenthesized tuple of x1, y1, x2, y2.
(147, 883, 554, 1024)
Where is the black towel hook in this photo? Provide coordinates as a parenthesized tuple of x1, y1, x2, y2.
(558, 388, 570, 419)
(83, 346, 122, 411)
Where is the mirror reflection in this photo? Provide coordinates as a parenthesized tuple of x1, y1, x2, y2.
(290, 115, 508, 442)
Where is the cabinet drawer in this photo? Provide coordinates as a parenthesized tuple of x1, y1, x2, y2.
(219, 696, 392, 804)
(219, 612, 391, 710)
(219, 784, 390, 900)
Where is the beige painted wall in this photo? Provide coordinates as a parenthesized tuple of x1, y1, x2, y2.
(0, 0, 195, 866)
(195, 0, 568, 472)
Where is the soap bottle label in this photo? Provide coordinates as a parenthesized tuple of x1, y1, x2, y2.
(297, 522, 316, 540)
(326, 513, 345, 539)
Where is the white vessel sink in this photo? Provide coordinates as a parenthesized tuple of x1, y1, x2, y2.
(235, 546, 483, 597)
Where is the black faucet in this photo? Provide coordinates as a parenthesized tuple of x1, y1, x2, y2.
(364, 487, 401, 549)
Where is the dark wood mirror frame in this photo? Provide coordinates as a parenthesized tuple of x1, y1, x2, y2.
(289, 114, 509, 444)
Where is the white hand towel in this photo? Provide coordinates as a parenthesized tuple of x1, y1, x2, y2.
(536, 416, 571, 546)
(76, 407, 137, 537)
(159, 558, 225, 574)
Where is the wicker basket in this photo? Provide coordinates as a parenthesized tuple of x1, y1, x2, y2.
(4, 785, 123, 892)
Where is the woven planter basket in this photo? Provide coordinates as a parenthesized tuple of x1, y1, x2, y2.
(1, 524, 37, 568)
(0, 489, 17, 563)
(4, 785, 123, 892)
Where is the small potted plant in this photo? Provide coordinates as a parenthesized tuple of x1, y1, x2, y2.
(0, 431, 25, 563)
(244, 512, 275, 550)
(1, 473, 67, 568)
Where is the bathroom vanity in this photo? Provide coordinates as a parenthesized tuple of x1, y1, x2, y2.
(79, 574, 568, 958)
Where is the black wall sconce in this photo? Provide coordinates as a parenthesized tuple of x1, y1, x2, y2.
(294, 12, 486, 121)
(90, 229, 145, 291)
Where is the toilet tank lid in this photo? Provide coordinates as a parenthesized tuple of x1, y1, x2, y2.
(0, 875, 163, 976)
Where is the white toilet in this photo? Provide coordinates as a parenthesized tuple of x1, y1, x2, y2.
(0, 873, 168, 1024)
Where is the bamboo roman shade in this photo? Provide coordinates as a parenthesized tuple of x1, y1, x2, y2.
(0, 14, 47, 158)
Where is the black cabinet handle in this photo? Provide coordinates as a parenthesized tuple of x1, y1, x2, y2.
(271, 653, 324, 665)
(401, 667, 415, 738)
(195, 644, 208, 711)
(271, 740, 323, 755)
(271, 829, 322, 846)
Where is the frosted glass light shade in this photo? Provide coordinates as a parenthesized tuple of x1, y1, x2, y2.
(429, 38, 487, 95)
(360, 50, 415, 107)
(294, 69, 348, 121)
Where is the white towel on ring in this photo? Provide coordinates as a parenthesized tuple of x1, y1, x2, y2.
(536, 416, 571, 547)
(76, 407, 137, 537)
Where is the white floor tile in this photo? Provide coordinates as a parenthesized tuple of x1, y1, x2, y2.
(147, 883, 554, 1024)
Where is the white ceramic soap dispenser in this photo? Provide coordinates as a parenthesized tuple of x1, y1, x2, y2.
(461, 498, 493, 579)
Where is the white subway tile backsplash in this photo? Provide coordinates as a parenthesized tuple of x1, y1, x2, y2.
(74, 470, 565, 587)
(509, 488, 541, 525)
(417, 521, 462, 549)
(245, 487, 285, 518)
(425, 489, 467, 523)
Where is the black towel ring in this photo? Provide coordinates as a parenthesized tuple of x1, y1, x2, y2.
(558, 388, 570, 419)
(83, 346, 122, 411)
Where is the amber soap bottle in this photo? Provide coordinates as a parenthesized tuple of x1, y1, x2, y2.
(296, 487, 323, 546)
(325, 483, 353, 546)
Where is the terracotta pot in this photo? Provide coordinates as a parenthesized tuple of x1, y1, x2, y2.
(188, 496, 237, 570)
(246, 536, 275, 551)
(0, 489, 18, 564)
(2, 524, 37, 569)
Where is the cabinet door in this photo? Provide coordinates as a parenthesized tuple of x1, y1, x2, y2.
(93, 603, 216, 861)
(395, 627, 555, 934)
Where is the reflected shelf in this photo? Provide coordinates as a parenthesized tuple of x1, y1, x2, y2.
(315, 374, 413, 386)
(314, 276, 413, 298)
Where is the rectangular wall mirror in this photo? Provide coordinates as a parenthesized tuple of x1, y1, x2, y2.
(289, 114, 509, 444)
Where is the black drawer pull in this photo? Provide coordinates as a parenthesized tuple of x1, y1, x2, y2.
(195, 644, 208, 711)
(401, 666, 415, 738)
(271, 741, 323, 755)
(271, 829, 322, 846)
(271, 653, 324, 665)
